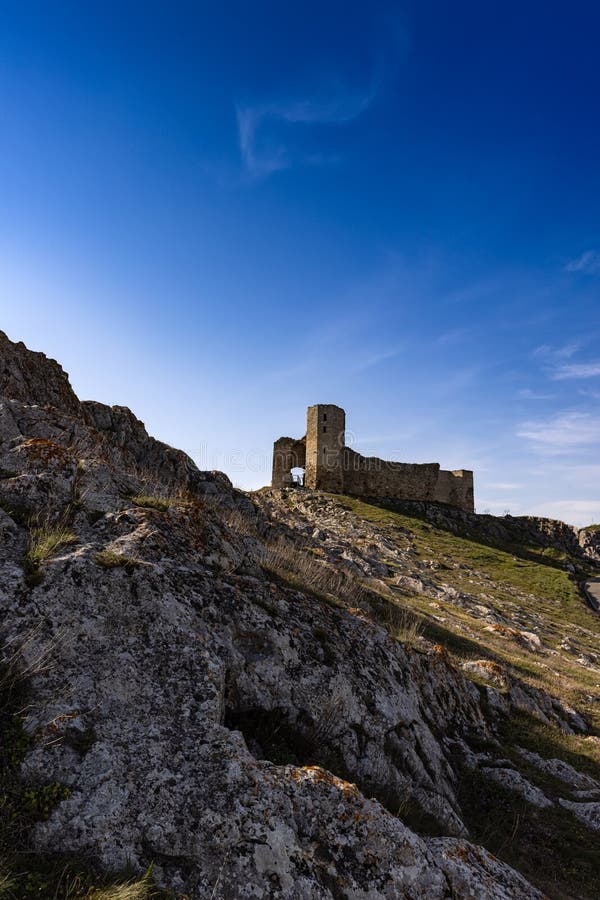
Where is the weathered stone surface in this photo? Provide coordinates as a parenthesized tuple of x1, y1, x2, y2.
(479, 766, 553, 809)
(517, 747, 600, 792)
(0, 445, 530, 894)
(427, 839, 544, 899)
(558, 798, 600, 832)
(0, 331, 595, 898)
(0, 329, 81, 416)
(579, 527, 600, 563)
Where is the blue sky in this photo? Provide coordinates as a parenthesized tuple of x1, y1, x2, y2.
(1, 1, 600, 524)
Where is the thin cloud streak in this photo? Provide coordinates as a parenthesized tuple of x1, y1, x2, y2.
(565, 250, 600, 274)
(517, 411, 600, 452)
(518, 388, 556, 400)
(236, 82, 377, 179)
(552, 362, 600, 380)
(351, 346, 404, 373)
(532, 341, 581, 360)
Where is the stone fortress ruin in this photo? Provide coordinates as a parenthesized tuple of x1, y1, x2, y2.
(272, 404, 474, 513)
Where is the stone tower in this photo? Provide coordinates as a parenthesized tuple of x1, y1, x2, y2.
(305, 404, 345, 492)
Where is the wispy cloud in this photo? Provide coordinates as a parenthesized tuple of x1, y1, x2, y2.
(517, 388, 556, 400)
(532, 341, 581, 360)
(351, 346, 403, 373)
(528, 499, 600, 527)
(435, 326, 475, 345)
(517, 411, 600, 452)
(565, 250, 600, 274)
(552, 362, 600, 380)
(236, 82, 377, 179)
(530, 341, 600, 381)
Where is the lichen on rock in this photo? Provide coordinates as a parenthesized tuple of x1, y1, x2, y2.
(1, 331, 599, 898)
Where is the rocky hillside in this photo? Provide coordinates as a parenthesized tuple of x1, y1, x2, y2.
(1, 331, 599, 899)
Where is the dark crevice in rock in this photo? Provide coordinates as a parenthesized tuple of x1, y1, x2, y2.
(224, 704, 446, 835)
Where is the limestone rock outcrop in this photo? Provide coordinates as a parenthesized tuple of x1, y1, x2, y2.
(0, 331, 597, 898)
(0, 329, 81, 416)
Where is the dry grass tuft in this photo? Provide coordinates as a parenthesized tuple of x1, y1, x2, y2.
(261, 539, 368, 609)
(94, 550, 140, 570)
(222, 506, 259, 538)
(379, 602, 425, 647)
(89, 871, 155, 900)
(22, 521, 77, 587)
(25, 526, 76, 567)
(0, 867, 15, 897)
(129, 495, 173, 512)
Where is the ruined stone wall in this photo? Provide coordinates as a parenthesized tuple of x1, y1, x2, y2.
(434, 469, 474, 513)
(342, 448, 442, 502)
(271, 405, 475, 512)
(271, 437, 306, 489)
(341, 453, 474, 513)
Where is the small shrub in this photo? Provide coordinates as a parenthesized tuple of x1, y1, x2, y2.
(94, 550, 140, 571)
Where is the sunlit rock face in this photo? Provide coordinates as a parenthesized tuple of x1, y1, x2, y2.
(2, 330, 596, 898)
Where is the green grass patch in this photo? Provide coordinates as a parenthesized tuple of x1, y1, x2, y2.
(501, 709, 600, 780)
(129, 495, 173, 511)
(94, 550, 140, 571)
(337, 495, 581, 605)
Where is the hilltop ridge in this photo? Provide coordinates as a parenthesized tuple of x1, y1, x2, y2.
(0, 331, 599, 899)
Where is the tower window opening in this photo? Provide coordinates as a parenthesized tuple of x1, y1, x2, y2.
(323, 413, 327, 422)
(323, 426, 327, 433)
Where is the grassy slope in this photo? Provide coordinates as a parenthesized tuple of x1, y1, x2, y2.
(331, 495, 600, 898)
(4, 486, 600, 897)
(337, 496, 600, 722)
